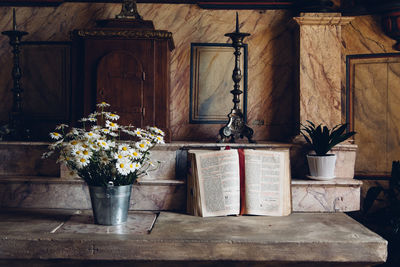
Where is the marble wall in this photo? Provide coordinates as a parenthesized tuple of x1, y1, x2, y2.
(342, 15, 400, 175)
(0, 3, 297, 142)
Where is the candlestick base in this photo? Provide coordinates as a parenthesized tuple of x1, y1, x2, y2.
(218, 108, 255, 143)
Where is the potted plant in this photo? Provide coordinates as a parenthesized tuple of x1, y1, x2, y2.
(43, 102, 164, 225)
(300, 120, 356, 180)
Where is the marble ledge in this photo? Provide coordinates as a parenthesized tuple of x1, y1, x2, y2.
(294, 14, 354, 26)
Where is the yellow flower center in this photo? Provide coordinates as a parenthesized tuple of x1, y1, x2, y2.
(76, 151, 81, 155)
(110, 123, 115, 127)
(71, 141, 77, 145)
(118, 155, 123, 159)
(83, 151, 88, 155)
(101, 101, 106, 105)
(120, 163, 124, 168)
(80, 158, 86, 163)
(139, 144, 145, 148)
(133, 152, 138, 156)
(88, 132, 93, 136)
(102, 142, 106, 146)
(83, 144, 88, 148)
(130, 164, 133, 168)
(111, 114, 115, 117)
(54, 132, 59, 136)
(122, 147, 127, 151)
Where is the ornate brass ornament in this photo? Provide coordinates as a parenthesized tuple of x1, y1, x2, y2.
(116, 0, 143, 20)
(218, 13, 255, 143)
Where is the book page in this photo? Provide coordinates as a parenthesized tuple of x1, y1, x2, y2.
(192, 150, 240, 217)
(244, 149, 291, 216)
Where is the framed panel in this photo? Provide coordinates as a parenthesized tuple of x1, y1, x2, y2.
(346, 53, 400, 177)
(20, 41, 71, 139)
(189, 43, 247, 124)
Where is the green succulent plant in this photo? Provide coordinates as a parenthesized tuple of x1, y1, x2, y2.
(300, 120, 356, 156)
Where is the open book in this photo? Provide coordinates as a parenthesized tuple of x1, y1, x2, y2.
(187, 149, 291, 217)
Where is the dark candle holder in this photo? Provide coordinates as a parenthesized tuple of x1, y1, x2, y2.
(1, 9, 29, 140)
(218, 13, 255, 143)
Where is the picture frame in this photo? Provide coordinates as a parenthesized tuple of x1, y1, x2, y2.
(189, 42, 248, 124)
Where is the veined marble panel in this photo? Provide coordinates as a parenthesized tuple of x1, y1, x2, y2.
(292, 178, 361, 212)
(0, 178, 186, 211)
(0, 3, 297, 141)
(349, 57, 400, 175)
(295, 13, 352, 128)
(0, 176, 360, 212)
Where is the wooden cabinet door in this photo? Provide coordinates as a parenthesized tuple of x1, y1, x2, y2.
(97, 50, 144, 128)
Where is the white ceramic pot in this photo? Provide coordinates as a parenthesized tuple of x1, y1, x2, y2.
(306, 154, 336, 180)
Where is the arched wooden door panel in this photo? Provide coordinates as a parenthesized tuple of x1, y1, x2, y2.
(97, 50, 144, 127)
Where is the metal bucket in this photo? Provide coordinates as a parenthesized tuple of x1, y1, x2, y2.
(88, 184, 132, 225)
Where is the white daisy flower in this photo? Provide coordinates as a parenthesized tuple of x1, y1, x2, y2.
(100, 155, 110, 165)
(136, 140, 148, 151)
(91, 125, 101, 131)
(113, 152, 125, 160)
(128, 161, 140, 173)
(55, 124, 68, 130)
(81, 149, 92, 159)
(66, 128, 79, 137)
(118, 144, 132, 156)
(116, 158, 131, 175)
(148, 126, 165, 136)
(130, 149, 141, 160)
(105, 112, 120, 121)
(75, 157, 89, 169)
(69, 140, 79, 146)
(154, 135, 164, 144)
(89, 112, 99, 118)
(85, 131, 99, 140)
(97, 102, 110, 108)
(71, 147, 83, 157)
(106, 120, 119, 131)
(87, 117, 97, 122)
(108, 131, 118, 137)
(134, 128, 144, 137)
(50, 132, 62, 140)
(107, 140, 116, 148)
(101, 128, 110, 134)
(97, 140, 110, 150)
(89, 142, 100, 151)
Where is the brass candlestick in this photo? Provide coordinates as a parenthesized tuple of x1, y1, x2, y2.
(1, 8, 29, 140)
(218, 13, 255, 143)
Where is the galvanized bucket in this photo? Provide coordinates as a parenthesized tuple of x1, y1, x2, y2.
(88, 184, 132, 225)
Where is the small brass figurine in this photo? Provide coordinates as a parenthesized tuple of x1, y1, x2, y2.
(218, 13, 255, 143)
(116, 0, 143, 20)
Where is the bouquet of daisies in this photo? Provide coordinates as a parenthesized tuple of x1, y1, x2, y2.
(43, 102, 164, 186)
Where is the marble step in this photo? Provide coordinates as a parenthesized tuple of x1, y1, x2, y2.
(0, 176, 361, 212)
